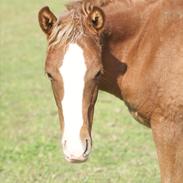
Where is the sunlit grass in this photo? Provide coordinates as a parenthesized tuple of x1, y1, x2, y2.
(0, 0, 159, 182)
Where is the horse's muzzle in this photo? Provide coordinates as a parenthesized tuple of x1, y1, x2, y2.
(62, 138, 92, 163)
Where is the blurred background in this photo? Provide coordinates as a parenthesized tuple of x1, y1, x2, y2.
(0, 0, 159, 182)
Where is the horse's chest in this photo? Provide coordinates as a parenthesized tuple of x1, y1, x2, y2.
(121, 74, 156, 127)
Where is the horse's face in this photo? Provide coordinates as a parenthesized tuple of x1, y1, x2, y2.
(38, 4, 105, 163)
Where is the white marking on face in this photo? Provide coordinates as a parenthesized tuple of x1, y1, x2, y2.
(59, 44, 87, 157)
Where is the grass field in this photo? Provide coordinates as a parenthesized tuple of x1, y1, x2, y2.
(0, 0, 160, 182)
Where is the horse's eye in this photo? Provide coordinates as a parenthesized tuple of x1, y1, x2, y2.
(47, 73, 53, 80)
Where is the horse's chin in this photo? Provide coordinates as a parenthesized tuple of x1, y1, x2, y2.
(65, 156, 89, 163)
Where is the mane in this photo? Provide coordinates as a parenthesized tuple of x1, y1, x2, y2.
(67, 0, 113, 8)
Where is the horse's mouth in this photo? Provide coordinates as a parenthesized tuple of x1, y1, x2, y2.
(65, 155, 89, 163)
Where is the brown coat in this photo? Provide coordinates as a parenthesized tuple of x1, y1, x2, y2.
(38, 0, 183, 182)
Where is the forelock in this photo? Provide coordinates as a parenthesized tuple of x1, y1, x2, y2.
(48, 10, 84, 48)
(47, 0, 111, 49)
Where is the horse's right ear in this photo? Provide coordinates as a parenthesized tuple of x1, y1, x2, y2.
(38, 6, 57, 36)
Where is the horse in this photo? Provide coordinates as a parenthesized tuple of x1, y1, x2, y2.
(38, 0, 183, 182)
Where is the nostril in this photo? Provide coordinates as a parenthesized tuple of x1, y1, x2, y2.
(83, 139, 89, 157)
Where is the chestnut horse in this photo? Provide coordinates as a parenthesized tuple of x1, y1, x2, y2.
(38, 0, 183, 182)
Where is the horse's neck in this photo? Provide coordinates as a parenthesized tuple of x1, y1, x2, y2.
(99, 0, 160, 99)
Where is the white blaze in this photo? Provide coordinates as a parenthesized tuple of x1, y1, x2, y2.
(59, 44, 87, 157)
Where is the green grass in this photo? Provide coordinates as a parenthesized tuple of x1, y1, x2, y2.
(0, 0, 160, 182)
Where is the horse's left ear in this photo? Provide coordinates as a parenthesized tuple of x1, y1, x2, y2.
(87, 6, 105, 33)
(38, 6, 57, 36)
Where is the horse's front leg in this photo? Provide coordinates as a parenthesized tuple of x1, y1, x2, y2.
(151, 118, 183, 183)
